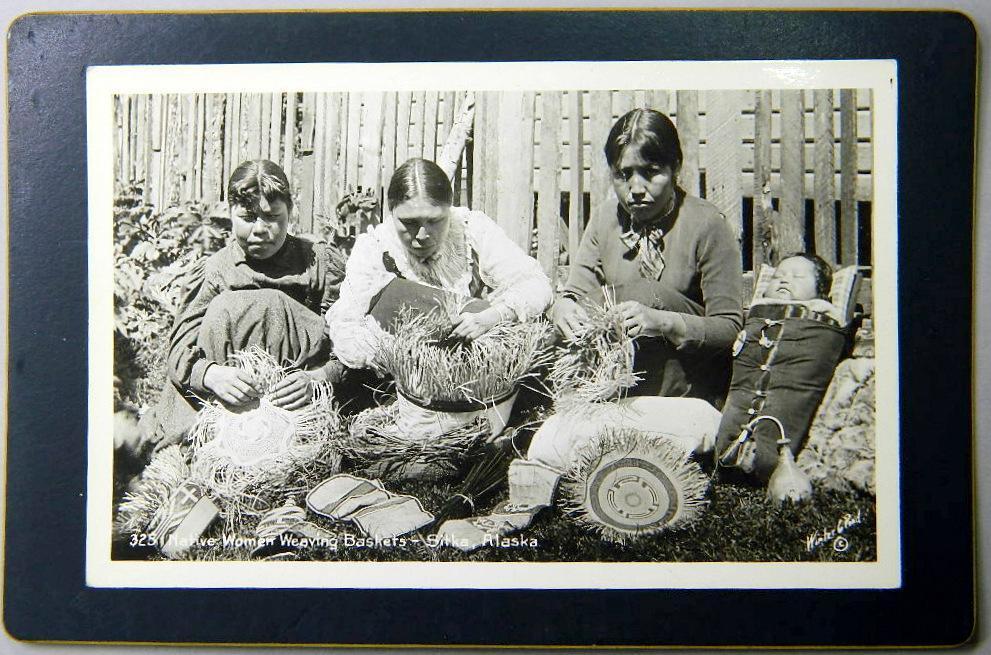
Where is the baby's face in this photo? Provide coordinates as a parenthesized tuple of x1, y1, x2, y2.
(764, 257, 820, 302)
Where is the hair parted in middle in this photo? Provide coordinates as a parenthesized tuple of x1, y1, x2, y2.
(227, 159, 294, 212)
(387, 158, 454, 211)
(604, 108, 684, 173)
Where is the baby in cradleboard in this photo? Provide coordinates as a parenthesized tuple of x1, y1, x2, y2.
(715, 252, 854, 503)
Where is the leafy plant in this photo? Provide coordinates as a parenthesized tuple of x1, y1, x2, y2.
(113, 183, 229, 411)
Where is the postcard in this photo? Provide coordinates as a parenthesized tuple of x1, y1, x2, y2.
(87, 59, 899, 590)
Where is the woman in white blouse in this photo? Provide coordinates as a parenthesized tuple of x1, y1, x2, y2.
(326, 158, 553, 371)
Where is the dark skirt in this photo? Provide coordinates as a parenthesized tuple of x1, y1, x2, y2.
(141, 289, 330, 450)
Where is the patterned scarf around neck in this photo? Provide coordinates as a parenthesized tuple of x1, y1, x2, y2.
(618, 190, 682, 281)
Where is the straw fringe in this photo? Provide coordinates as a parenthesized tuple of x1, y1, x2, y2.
(345, 402, 491, 476)
(374, 305, 554, 406)
(188, 349, 342, 501)
(547, 289, 640, 412)
(115, 444, 191, 537)
(559, 427, 709, 544)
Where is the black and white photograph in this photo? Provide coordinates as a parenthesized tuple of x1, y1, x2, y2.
(88, 60, 898, 589)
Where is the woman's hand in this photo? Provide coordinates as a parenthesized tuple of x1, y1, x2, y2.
(552, 297, 589, 342)
(203, 364, 260, 406)
(269, 370, 316, 410)
(614, 301, 688, 345)
(449, 307, 502, 341)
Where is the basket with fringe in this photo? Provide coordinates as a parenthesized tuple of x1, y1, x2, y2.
(560, 427, 710, 544)
(374, 303, 554, 411)
(345, 401, 491, 479)
(188, 348, 343, 502)
(117, 347, 346, 556)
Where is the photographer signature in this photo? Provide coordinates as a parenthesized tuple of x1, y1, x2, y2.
(805, 509, 862, 553)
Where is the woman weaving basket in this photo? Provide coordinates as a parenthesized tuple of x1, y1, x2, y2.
(553, 108, 744, 407)
(142, 159, 346, 449)
(326, 158, 553, 457)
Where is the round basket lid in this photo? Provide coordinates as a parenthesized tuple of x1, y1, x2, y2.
(563, 429, 709, 543)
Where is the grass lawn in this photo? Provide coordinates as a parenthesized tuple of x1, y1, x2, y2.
(114, 456, 875, 564)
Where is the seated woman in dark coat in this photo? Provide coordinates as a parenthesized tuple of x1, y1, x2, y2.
(142, 159, 345, 448)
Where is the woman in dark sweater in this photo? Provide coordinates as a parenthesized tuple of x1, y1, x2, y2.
(553, 108, 743, 406)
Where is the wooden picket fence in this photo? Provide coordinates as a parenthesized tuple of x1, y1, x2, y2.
(114, 89, 873, 278)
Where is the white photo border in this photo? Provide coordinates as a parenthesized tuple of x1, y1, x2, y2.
(87, 59, 900, 590)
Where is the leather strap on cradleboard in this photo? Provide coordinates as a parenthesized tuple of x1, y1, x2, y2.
(747, 302, 842, 328)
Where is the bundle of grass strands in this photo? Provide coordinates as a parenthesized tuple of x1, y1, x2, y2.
(547, 290, 640, 412)
(374, 303, 554, 412)
(116, 444, 191, 539)
(188, 347, 344, 521)
(559, 426, 709, 544)
(348, 302, 552, 479)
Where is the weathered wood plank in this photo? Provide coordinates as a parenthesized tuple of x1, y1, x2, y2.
(129, 95, 141, 182)
(282, 92, 297, 184)
(675, 90, 700, 196)
(222, 93, 235, 201)
(381, 92, 398, 195)
(438, 91, 474, 180)
(422, 91, 439, 162)
(410, 91, 426, 160)
(752, 90, 773, 268)
(203, 94, 224, 202)
(440, 91, 456, 151)
(312, 93, 328, 225)
(164, 94, 182, 206)
(470, 92, 486, 211)
(297, 152, 316, 235)
(813, 89, 837, 264)
(259, 93, 272, 161)
(269, 93, 283, 165)
(299, 93, 316, 151)
(483, 91, 502, 218)
(119, 96, 130, 182)
(777, 89, 806, 259)
(359, 91, 386, 195)
(740, 109, 872, 143)
(193, 94, 206, 199)
(588, 90, 614, 233)
(839, 88, 859, 265)
(704, 90, 743, 240)
(395, 92, 412, 169)
(323, 92, 343, 218)
(242, 93, 262, 160)
(229, 93, 243, 172)
(346, 93, 362, 189)
(613, 90, 635, 119)
(494, 92, 534, 249)
(741, 172, 873, 204)
(332, 93, 349, 200)
(648, 90, 670, 115)
(137, 95, 150, 200)
(567, 89, 585, 272)
(538, 91, 562, 276)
